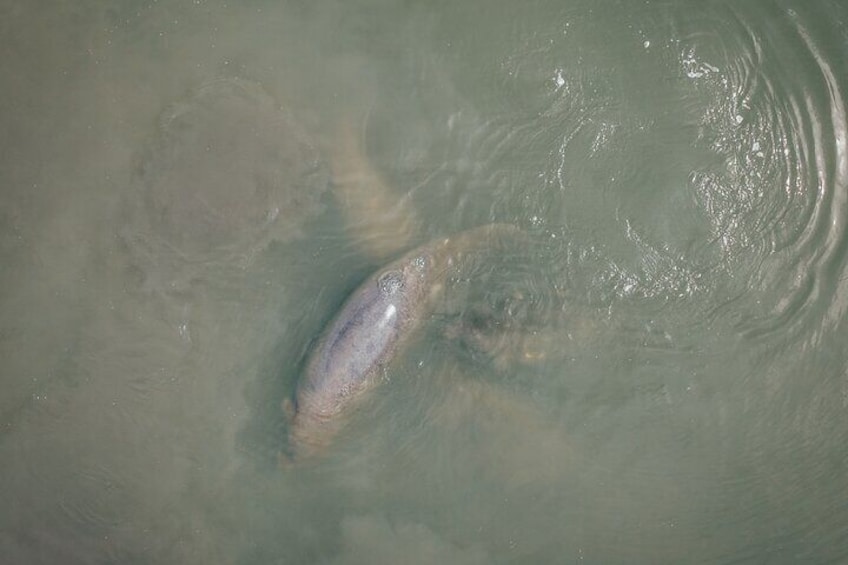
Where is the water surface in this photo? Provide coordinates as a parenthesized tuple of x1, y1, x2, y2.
(1, 1, 847, 563)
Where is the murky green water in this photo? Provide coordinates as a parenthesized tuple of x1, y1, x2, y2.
(2, 0, 847, 563)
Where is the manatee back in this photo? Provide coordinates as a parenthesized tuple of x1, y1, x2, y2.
(298, 273, 402, 410)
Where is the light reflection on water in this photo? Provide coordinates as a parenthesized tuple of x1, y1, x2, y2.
(1, 0, 847, 563)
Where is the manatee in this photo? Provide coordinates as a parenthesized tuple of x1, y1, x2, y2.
(326, 117, 421, 264)
(286, 224, 522, 461)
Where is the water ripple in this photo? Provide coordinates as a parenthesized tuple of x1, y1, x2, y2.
(691, 5, 848, 340)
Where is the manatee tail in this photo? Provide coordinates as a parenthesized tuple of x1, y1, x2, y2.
(328, 105, 420, 263)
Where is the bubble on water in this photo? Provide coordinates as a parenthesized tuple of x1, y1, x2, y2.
(413, 255, 428, 272)
(378, 271, 404, 296)
(552, 68, 566, 90)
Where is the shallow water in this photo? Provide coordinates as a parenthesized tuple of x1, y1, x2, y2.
(1, 0, 847, 563)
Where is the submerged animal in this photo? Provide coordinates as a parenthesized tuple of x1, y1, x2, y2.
(286, 224, 522, 461)
(282, 91, 530, 461)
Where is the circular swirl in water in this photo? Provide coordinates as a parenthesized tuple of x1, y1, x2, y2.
(679, 5, 848, 339)
(121, 78, 330, 292)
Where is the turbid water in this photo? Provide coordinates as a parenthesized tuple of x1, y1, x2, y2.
(1, 1, 848, 563)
